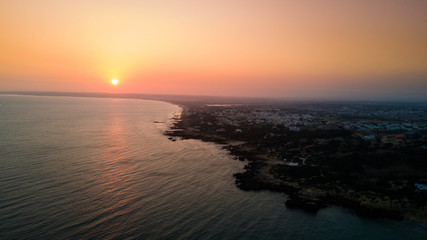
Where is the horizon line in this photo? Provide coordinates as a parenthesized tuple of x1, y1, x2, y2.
(0, 90, 426, 104)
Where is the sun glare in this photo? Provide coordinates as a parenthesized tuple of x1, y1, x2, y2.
(112, 78, 119, 85)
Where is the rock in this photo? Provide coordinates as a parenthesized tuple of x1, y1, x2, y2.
(285, 191, 327, 212)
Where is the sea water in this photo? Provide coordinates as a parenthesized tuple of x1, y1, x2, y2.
(0, 95, 426, 240)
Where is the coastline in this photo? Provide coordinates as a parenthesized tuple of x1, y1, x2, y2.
(3, 92, 427, 224)
(166, 104, 427, 224)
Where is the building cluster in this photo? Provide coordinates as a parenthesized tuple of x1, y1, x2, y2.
(204, 103, 427, 136)
(211, 108, 316, 129)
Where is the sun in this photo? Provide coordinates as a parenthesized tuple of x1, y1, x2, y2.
(111, 78, 119, 85)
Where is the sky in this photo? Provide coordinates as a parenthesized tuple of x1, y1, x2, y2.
(1, 0, 426, 101)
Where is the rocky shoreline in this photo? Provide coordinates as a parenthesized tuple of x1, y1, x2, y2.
(166, 104, 427, 224)
(226, 144, 407, 221)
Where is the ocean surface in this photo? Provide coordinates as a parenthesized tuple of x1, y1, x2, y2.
(0, 95, 426, 240)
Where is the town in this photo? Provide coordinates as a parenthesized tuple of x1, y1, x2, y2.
(168, 101, 427, 223)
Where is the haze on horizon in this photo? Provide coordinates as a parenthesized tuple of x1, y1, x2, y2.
(1, 0, 426, 101)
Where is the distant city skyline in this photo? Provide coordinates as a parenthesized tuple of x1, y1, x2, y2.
(1, 0, 426, 101)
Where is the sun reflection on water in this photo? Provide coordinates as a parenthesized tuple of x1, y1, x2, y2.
(91, 100, 137, 227)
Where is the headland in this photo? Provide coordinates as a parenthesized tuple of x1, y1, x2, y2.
(166, 101, 427, 224)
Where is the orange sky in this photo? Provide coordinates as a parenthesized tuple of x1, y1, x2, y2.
(1, 0, 426, 100)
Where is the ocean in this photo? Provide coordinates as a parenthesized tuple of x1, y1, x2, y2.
(0, 95, 426, 240)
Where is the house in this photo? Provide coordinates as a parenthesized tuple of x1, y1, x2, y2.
(362, 135, 376, 140)
(289, 126, 300, 132)
(415, 183, 427, 193)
